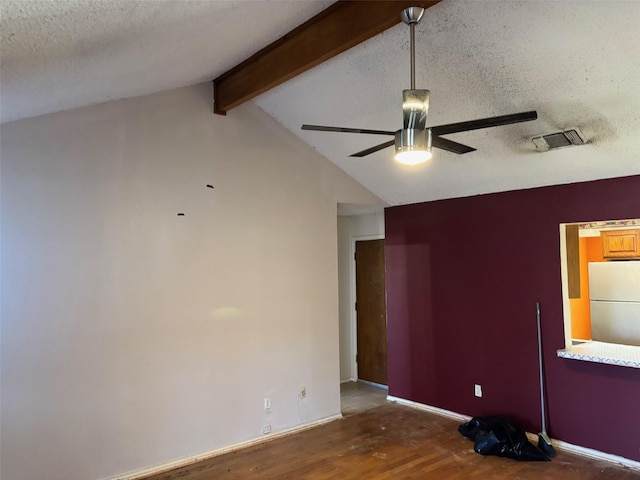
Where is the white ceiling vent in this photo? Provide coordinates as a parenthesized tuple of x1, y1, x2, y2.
(531, 128, 587, 152)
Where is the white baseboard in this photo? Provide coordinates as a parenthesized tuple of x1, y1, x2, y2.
(106, 413, 343, 480)
(387, 395, 471, 422)
(389, 395, 640, 472)
(340, 377, 357, 384)
(551, 438, 640, 471)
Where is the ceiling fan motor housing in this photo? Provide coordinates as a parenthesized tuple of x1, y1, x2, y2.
(395, 128, 432, 156)
(402, 89, 430, 129)
(396, 88, 432, 162)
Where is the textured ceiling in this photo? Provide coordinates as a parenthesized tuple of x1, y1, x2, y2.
(2, 0, 639, 206)
(256, 0, 640, 205)
(0, 0, 333, 122)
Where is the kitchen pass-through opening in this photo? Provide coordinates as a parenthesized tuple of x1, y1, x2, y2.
(558, 219, 640, 368)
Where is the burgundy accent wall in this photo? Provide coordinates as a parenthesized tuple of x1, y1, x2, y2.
(385, 175, 640, 461)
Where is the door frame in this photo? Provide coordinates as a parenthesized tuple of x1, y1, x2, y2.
(350, 234, 385, 383)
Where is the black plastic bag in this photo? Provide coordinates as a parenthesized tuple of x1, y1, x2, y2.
(459, 416, 550, 461)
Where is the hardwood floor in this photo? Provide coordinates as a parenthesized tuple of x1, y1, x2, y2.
(143, 402, 639, 479)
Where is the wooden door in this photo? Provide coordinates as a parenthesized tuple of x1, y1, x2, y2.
(355, 239, 388, 385)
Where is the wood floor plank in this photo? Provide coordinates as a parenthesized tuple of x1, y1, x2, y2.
(143, 403, 639, 479)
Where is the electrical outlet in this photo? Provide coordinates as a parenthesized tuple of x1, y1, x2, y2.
(299, 386, 306, 399)
(474, 384, 483, 398)
(264, 397, 271, 410)
(262, 425, 271, 435)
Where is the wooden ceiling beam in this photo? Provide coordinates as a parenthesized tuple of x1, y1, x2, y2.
(213, 0, 441, 115)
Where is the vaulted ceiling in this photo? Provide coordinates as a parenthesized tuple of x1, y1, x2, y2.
(2, 0, 639, 206)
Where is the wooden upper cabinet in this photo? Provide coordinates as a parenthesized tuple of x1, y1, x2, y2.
(601, 229, 640, 259)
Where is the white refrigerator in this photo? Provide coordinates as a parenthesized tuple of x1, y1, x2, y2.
(588, 261, 640, 346)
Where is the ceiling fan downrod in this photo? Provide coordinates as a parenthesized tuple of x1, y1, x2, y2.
(396, 7, 431, 165)
(401, 6, 425, 89)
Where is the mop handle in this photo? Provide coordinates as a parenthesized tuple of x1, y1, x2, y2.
(536, 301, 547, 433)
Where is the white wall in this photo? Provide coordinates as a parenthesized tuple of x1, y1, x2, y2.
(337, 212, 385, 382)
(0, 83, 383, 480)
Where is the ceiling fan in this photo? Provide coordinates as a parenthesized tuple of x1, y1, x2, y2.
(301, 6, 537, 165)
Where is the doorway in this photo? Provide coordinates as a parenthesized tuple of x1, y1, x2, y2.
(355, 239, 388, 386)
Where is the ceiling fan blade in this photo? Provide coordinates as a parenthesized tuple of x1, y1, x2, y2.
(301, 124, 395, 136)
(431, 111, 538, 136)
(349, 139, 395, 157)
(432, 136, 476, 154)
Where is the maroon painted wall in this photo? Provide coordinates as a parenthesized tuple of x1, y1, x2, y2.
(385, 175, 640, 461)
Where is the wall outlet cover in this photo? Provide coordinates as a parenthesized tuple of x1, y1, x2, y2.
(474, 384, 483, 398)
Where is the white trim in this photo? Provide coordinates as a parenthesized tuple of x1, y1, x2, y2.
(391, 395, 640, 471)
(551, 439, 640, 471)
(104, 414, 343, 480)
(340, 377, 357, 384)
(350, 234, 385, 381)
(387, 396, 471, 423)
(559, 223, 573, 348)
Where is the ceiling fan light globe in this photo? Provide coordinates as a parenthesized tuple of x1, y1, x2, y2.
(395, 149, 432, 165)
(395, 128, 432, 165)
